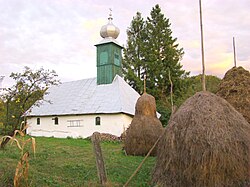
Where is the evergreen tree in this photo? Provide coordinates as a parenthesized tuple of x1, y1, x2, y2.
(123, 5, 189, 126)
(143, 4, 188, 100)
(123, 12, 146, 94)
(123, 5, 188, 99)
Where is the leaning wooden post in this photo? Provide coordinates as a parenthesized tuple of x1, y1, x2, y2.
(91, 132, 107, 185)
(168, 69, 174, 113)
(143, 74, 147, 93)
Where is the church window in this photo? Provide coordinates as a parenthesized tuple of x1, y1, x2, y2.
(67, 120, 82, 127)
(53, 117, 59, 125)
(95, 117, 101, 126)
(37, 118, 40, 125)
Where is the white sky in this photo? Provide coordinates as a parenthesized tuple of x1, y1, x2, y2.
(0, 0, 249, 88)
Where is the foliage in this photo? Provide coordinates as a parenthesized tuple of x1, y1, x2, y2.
(154, 75, 221, 126)
(123, 4, 189, 98)
(123, 4, 189, 126)
(182, 74, 221, 102)
(0, 66, 60, 135)
(156, 101, 172, 127)
(143, 5, 189, 100)
(0, 137, 155, 186)
(0, 124, 36, 187)
(123, 12, 146, 94)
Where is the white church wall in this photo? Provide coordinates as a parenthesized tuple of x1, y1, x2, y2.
(26, 113, 132, 138)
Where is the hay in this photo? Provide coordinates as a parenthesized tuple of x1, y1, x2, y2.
(135, 93, 157, 117)
(124, 93, 163, 156)
(217, 66, 250, 124)
(152, 91, 250, 187)
(124, 116, 163, 156)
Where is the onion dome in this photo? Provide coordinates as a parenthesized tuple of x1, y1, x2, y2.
(100, 10, 120, 39)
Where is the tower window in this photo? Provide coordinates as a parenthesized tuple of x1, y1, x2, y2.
(95, 117, 101, 126)
(114, 53, 120, 66)
(100, 52, 108, 65)
(37, 118, 40, 125)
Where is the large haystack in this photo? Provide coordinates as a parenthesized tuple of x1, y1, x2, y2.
(152, 91, 250, 187)
(217, 66, 250, 123)
(124, 93, 163, 156)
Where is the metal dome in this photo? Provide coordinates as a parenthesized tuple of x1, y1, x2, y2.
(100, 11, 120, 39)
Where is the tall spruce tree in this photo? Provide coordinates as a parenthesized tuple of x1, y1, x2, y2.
(123, 12, 146, 94)
(123, 5, 189, 126)
(144, 4, 187, 100)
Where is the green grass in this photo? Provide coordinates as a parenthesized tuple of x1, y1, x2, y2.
(0, 136, 155, 187)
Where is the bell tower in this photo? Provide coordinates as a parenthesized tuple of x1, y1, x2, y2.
(95, 10, 123, 85)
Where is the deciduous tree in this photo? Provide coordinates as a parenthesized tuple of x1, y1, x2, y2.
(0, 66, 60, 148)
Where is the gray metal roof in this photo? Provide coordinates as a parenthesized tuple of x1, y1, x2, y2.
(26, 75, 140, 116)
(97, 38, 122, 47)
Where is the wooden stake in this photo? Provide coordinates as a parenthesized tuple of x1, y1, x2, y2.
(0, 76, 4, 90)
(199, 0, 206, 91)
(233, 37, 237, 67)
(91, 132, 107, 185)
(123, 106, 178, 187)
(143, 74, 146, 93)
(123, 132, 163, 187)
(168, 70, 174, 113)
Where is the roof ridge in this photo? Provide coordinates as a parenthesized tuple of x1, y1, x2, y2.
(114, 75, 139, 114)
(61, 77, 96, 84)
(115, 76, 124, 111)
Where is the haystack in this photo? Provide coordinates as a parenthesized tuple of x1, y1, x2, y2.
(124, 93, 163, 156)
(217, 66, 250, 124)
(152, 91, 250, 187)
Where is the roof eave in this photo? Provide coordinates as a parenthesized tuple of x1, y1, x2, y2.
(26, 111, 134, 118)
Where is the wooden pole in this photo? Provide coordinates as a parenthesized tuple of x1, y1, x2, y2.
(0, 76, 4, 90)
(233, 37, 237, 67)
(123, 105, 177, 187)
(143, 74, 146, 93)
(199, 0, 206, 91)
(91, 132, 107, 185)
(168, 70, 174, 113)
(123, 132, 163, 187)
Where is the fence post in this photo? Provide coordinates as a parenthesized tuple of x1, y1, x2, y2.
(91, 132, 107, 185)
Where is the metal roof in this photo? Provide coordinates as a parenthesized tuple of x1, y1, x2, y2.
(26, 75, 140, 116)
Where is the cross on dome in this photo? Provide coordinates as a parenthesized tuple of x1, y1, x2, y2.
(108, 8, 113, 22)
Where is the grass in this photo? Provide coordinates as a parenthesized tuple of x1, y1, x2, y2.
(0, 136, 155, 187)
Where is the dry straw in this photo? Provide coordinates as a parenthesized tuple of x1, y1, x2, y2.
(124, 93, 163, 156)
(0, 124, 36, 187)
(217, 66, 250, 124)
(152, 91, 250, 187)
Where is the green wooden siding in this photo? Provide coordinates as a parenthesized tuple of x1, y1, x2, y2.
(100, 51, 108, 65)
(96, 42, 122, 85)
(97, 64, 121, 85)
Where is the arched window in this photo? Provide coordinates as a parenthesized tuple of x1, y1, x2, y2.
(37, 118, 40, 125)
(95, 117, 101, 126)
(54, 117, 59, 125)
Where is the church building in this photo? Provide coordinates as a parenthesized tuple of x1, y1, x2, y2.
(26, 13, 140, 138)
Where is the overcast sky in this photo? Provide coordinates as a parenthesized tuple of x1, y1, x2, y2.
(0, 0, 249, 88)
